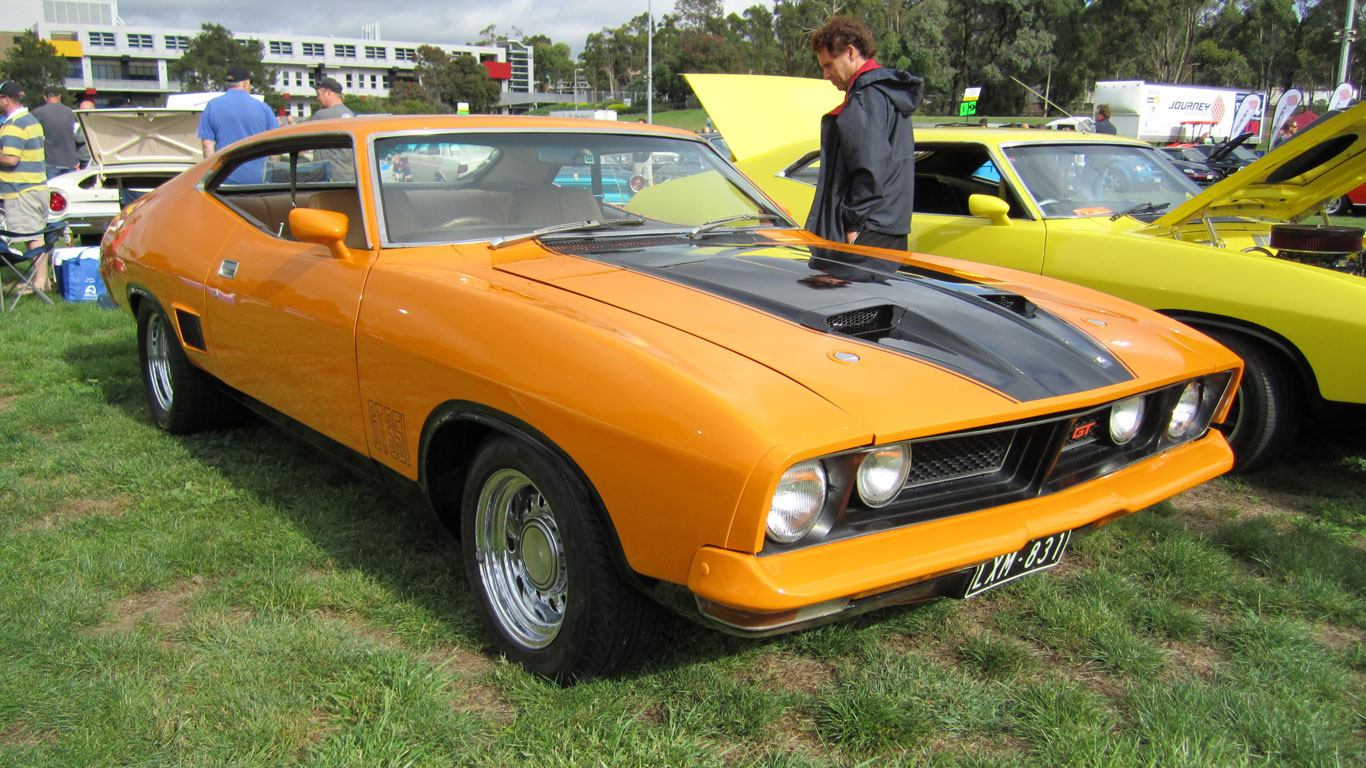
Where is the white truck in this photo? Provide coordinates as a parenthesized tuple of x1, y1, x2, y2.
(1093, 80, 1267, 144)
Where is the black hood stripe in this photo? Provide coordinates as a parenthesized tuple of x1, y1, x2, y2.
(546, 238, 1134, 401)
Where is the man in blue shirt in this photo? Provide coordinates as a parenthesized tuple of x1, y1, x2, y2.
(198, 65, 277, 185)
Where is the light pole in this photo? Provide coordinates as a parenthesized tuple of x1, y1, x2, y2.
(647, 0, 653, 124)
(1337, 0, 1359, 87)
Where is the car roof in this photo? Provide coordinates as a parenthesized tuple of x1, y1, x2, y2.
(256, 114, 700, 144)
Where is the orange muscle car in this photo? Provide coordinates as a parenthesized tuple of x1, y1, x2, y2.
(101, 115, 1240, 680)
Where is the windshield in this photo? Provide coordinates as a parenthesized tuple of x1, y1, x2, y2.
(1003, 144, 1201, 219)
(374, 132, 790, 244)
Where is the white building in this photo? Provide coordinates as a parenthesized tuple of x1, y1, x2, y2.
(2, 0, 534, 117)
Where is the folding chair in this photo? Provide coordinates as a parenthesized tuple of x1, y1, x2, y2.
(1, 223, 66, 311)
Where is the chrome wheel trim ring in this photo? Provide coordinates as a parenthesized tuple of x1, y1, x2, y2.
(474, 468, 567, 649)
(146, 314, 175, 412)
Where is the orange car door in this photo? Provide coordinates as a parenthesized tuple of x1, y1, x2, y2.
(201, 215, 372, 454)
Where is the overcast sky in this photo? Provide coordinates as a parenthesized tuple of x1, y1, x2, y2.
(116, 1, 756, 55)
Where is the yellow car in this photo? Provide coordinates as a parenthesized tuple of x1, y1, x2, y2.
(101, 115, 1237, 680)
(690, 74, 1366, 471)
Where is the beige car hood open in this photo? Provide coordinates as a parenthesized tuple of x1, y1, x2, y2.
(685, 74, 840, 162)
(1150, 101, 1366, 226)
(77, 108, 203, 167)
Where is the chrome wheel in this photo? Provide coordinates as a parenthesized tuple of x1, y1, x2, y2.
(473, 468, 568, 649)
(145, 311, 175, 412)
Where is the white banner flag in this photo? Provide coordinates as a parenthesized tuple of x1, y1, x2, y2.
(1229, 93, 1264, 139)
(1330, 82, 1356, 110)
(1270, 89, 1302, 140)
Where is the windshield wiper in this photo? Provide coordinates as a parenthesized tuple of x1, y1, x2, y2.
(489, 220, 603, 249)
(688, 213, 786, 239)
(1110, 201, 1170, 221)
(488, 217, 650, 250)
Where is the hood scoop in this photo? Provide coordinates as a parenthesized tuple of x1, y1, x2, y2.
(520, 241, 1134, 401)
(814, 288, 1035, 343)
(815, 303, 896, 339)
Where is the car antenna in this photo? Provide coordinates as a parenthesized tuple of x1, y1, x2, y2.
(1010, 76, 1090, 134)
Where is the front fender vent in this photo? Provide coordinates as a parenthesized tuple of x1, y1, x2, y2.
(175, 309, 206, 352)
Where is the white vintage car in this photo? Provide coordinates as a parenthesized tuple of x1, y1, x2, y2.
(47, 108, 202, 244)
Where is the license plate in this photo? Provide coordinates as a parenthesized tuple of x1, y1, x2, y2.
(962, 530, 1072, 598)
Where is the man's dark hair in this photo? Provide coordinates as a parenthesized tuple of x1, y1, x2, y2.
(44, 87, 61, 98)
(1096, 104, 1111, 119)
(809, 16, 877, 59)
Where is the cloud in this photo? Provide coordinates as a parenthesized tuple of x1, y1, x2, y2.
(113, 0, 757, 54)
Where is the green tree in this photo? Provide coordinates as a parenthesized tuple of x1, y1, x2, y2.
(525, 34, 575, 91)
(171, 23, 275, 96)
(450, 55, 503, 112)
(413, 46, 501, 112)
(0, 31, 69, 108)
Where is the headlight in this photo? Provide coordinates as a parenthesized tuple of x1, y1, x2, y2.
(1167, 381, 1203, 439)
(856, 444, 911, 507)
(1109, 395, 1146, 444)
(767, 460, 827, 543)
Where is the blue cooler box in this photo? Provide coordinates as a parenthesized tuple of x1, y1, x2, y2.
(54, 247, 108, 303)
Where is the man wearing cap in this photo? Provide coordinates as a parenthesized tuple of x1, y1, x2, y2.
(32, 88, 77, 179)
(0, 80, 51, 293)
(198, 65, 277, 184)
(309, 77, 355, 121)
(307, 77, 356, 182)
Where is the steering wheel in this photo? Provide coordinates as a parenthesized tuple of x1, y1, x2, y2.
(439, 215, 494, 228)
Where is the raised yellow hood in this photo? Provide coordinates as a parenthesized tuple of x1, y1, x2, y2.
(685, 74, 840, 162)
(1151, 101, 1366, 226)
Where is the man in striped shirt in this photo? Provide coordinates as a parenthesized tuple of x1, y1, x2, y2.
(0, 80, 50, 293)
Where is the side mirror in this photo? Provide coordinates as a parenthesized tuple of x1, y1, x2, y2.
(289, 207, 352, 260)
(968, 194, 1012, 226)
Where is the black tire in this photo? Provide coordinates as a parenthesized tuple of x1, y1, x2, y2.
(136, 301, 222, 433)
(1205, 330, 1302, 472)
(461, 436, 658, 682)
(1324, 195, 1353, 217)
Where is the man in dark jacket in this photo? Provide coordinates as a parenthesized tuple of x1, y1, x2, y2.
(807, 16, 922, 250)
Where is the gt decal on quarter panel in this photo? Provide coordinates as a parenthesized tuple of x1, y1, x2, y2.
(368, 400, 409, 465)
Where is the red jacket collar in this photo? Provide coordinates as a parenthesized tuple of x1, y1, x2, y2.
(828, 59, 881, 115)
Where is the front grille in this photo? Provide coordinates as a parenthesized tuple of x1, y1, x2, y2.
(758, 375, 1230, 556)
(905, 431, 1013, 488)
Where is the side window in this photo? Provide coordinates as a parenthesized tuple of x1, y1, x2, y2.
(782, 153, 820, 186)
(209, 139, 366, 249)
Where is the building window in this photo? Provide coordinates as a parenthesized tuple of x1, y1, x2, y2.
(334, 44, 356, 58)
(365, 46, 386, 60)
(88, 31, 115, 47)
(295, 72, 304, 86)
(395, 47, 416, 61)
(269, 41, 293, 56)
(127, 33, 153, 49)
(345, 73, 353, 88)
(164, 35, 190, 50)
(369, 74, 378, 88)
(66, 58, 83, 78)
(127, 60, 158, 81)
(302, 42, 325, 57)
(91, 59, 118, 79)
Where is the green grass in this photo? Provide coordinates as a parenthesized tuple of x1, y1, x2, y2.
(2, 301, 1364, 766)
